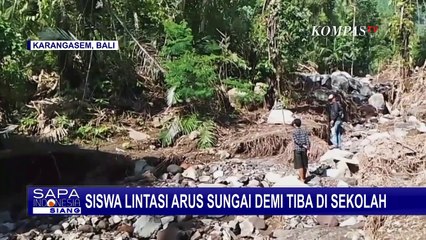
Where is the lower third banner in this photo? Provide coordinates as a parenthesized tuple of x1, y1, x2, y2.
(27, 187, 426, 215)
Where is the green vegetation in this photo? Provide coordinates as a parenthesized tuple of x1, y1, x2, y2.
(0, 0, 425, 148)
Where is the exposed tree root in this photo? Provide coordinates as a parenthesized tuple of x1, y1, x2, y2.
(359, 134, 426, 239)
(228, 129, 290, 157)
(280, 135, 329, 163)
(222, 121, 327, 158)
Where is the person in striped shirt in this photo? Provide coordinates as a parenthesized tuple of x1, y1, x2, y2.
(292, 118, 311, 183)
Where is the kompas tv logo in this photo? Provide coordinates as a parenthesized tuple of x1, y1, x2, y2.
(312, 25, 379, 37)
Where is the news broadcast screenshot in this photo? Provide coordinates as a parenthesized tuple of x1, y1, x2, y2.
(1, 1, 426, 240)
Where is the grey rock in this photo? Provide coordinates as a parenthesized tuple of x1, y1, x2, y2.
(331, 74, 349, 93)
(239, 176, 249, 185)
(271, 227, 363, 239)
(226, 176, 240, 183)
(111, 215, 121, 224)
(182, 166, 198, 180)
(133, 216, 162, 238)
(176, 215, 192, 222)
(61, 222, 70, 230)
(337, 180, 349, 187)
(187, 180, 197, 187)
(91, 235, 101, 240)
(348, 77, 362, 91)
(391, 109, 401, 117)
(167, 164, 183, 174)
(77, 217, 86, 225)
(368, 93, 385, 111)
(198, 183, 226, 187)
(134, 160, 149, 175)
(360, 84, 373, 97)
(200, 219, 213, 225)
(90, 217, 99, 225)
(209, 230, 222, 240)
(69, 218, 78, 227)
(199, 175, 212, 183)
(190, 231, 202, 240)
(319, 149, 354, 163)
(222, 229, 232, 240)
(160, 216, 174, 227)
(96, 220, 108, 229)
(172, 173, 183, 182)
(248, 216, 266, 230)
(316, 216, 339, 227)
(238, 219, 254, 237)
(267, 109, 295, 125)
(217, 150, 231, 160)
(229, 181, 244, 187)
(273, 229, 287, 238)
(305, 218, 316, 227)
(213, 170, 224, 179)
(226, 220, 239, 231)
(161, 173, 169, 180)
(208, 165, 220, 174)
(289, 217, 300, 229)
(265, 172, 282, 183)
(128, 129, 150, 141)
(340, 217, 358, 227)
(207, 215, 225, 218)
(247, 180, 260, 187)
(313, 89, 334, 102)
(260, 181, 269, 187)
(50, 225, 61, 231)
(38, 224, 49, 231)
(78, 225, 94, 233)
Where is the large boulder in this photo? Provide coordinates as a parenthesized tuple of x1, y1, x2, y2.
(368, 93, 385, 111)
(313, 89, 334, 102)
(359, 83, 373, 97)
(351, 93, 368, 105)
(330, 74, 349, 93)
(331, 71, 352, 92)
(320, 149, 354, 164)
(267, 109, 295, 125)
(348, 77, 362, 92)
(133, 216, 162, 238)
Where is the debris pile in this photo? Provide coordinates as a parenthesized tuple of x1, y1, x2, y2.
(353, 113, 426, 239)
(297, 70, 393, 121)
(222, 121, 327, 159)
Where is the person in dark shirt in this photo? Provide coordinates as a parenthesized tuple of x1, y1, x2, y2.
(328, 94, 344, 149)
(292, 118, 310, 183)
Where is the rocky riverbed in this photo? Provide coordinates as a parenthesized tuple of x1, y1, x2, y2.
(0, 157, 366, 240)
(1, 109, 425, 240)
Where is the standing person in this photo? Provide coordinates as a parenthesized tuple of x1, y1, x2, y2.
(328, 94, 344, 149)
(292, 118, 310, 183)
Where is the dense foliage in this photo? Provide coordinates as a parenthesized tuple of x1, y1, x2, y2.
(0, 0, 425, 147)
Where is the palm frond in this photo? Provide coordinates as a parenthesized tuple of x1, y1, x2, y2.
(198, 120, 217, 149)
(179, 114, 201, 135)
(159, 117, 181, 147)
